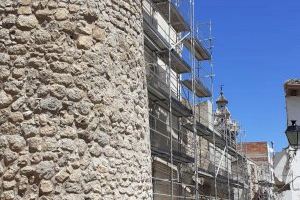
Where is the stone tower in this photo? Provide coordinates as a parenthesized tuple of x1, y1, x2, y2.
(0, 0, 152, 199)
(214, 87, 239, 143)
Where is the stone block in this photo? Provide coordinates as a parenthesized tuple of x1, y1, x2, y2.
(16, 15, 38, 30)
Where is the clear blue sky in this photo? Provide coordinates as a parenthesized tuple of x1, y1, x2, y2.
(193, 0, 300, 151)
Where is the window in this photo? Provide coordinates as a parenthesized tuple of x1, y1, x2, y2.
(290, 89, 297, 96)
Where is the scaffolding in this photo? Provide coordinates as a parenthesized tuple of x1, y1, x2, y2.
(141, 0, 248, 199)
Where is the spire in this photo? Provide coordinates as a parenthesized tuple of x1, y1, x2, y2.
(215, 85, 231, 123)
(216, 85, 228, 106)
(220, 84, 224, 95)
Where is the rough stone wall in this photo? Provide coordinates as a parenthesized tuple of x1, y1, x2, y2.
(0, 0, 152, 199)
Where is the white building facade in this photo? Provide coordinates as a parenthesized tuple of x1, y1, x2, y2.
(274, 79, 300, 199)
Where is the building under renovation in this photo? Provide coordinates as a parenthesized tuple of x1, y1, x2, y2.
(142, 0, 250, 198)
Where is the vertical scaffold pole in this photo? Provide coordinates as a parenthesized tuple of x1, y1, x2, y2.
(191, 0, 199, 199)
(236, 132, 240, 200)
(167, 0, 174, 199)
(225, 117, 230, 200)
(206, 20, 218, 200)
(190, 0, 198, 199)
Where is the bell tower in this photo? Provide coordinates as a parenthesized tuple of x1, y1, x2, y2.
(215, 86, 231, 124)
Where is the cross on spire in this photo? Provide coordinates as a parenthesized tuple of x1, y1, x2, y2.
(220, 84, 224, 95)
